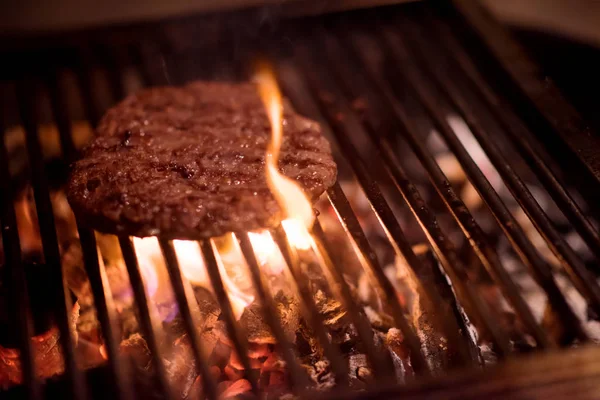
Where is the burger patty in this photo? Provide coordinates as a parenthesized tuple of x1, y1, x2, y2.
(67, 81, 337, 239)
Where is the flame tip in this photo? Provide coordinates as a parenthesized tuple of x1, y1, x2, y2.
(254, 62, 315, 231)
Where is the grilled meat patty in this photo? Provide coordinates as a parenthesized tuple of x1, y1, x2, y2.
(67, 82, 337, 239)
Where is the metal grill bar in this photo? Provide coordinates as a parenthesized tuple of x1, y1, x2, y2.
(118, 236, 175, 400)
(312, 24, 550, 348)
(284, 33, 486, 360)
(417, 11, 600, 265)
(3, 2, 600, 398)
(74, 50, 103, 127)
(287, 42, 512, 357)
(77, 227, 132, 400)
(325, 183, 432, 371)
(0, 105, 39, 400)
(302, 22, 524, 353)
(366, 23, 587, 342)
(130, 37, 264, 398)
(272, 60, 441, 371)
(138, 42, 170, 87)
(310, 220, 395, 382)
(45, 70, 77, 163)
(394, 18, 600, 317)
(45, 62, 133, 400)
(199, 239, 260, 392)
(237, 232, 311, 393)
(16, 78, 85, 399)
(450, 0, 600, 188)
(158, 239, 219, 400)
(271, 225, 350, 387)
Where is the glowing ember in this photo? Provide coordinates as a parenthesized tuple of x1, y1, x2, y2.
(254, 61, 315, 241)
(14, 195, 42, 254)
(98, 344, 107, 360)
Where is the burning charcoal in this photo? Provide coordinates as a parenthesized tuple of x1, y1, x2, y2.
(224, 364, 245, 381)
(478, 285, 535, 352)
(347, 354, 370, 389)
(395, 245, 471, 373)
(238, 292, 300, 345)
(247, 343, 270, 359)
(313, 290, 347, 330)
(211, 340, 232, 368)
(76, 335, 107, 369)
(269, 371, 286, 387)
(120, 333, 152, 371)
(356, 366, 373, 383)
(304, 359, 335, 391)
(192, 287, 221, 332)
(229, 350, 263, 370)
(386, 340, 409, 383)
(62, 240, 132, 309)
(261, 352, 285, 374)
(121, 332, 199, 399)
(165, 334, 200, 399)
(364, 306, 394, 332)
(0, 303, 80, 388)
(186, 366, 221, 400)
(218, 379, 252, 399)
(386, 328, 409, 360)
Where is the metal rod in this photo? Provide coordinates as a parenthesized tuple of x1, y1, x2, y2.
(311, 220, 396, 382)
(45, 55, 133, 400)
(449, 0, 600, 195)
(74, 49, 102, 127)
(320, 25, 551, 349)
(395, 18, 600, 318)
(78, 227, 132, 400)
(45, 70, 78, 163)
(417, 12, 600, 264)
(372, 24, 587, 342)
(16, 78, 85, 400)
(138, 41, 171, 87)
(158, 239, 219, 400)
(0, 108, 39, 400)
(272, 55, 437, 369)
(271, 225, 350, 387)
(288, 41, 510, 358)
(236, 232, 311, 392)
(118, 236, 174, 399)
(199, 239, 259, 391)
(272, 69, 437, 369)
(303, 27, 513, 357)
(327, 186, 432, 371)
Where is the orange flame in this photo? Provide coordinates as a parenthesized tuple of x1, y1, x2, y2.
(173, 239, 253, 319)
(132, 237, 161, 298)
(248, 230, 286, 275)
(254, 61, 314, 242)
(127, 66, 319, 321)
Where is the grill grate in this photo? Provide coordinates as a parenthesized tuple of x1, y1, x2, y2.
(1, 1, 600, 399)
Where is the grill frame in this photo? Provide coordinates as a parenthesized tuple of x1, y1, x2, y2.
(1, 0, 600, 399)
